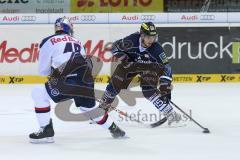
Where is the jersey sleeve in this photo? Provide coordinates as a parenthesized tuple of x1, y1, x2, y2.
(38, 41, 52, 76)
(160, 63, 172, 82)
(111, 39, 126, 58)
(154, 43, 172, 82)
(111, 33, 138, 60)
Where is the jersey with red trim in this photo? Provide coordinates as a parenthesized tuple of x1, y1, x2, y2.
(38, 33, 86, 76)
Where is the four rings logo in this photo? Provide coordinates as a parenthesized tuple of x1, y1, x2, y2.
(141, 15, 156, 21)
(21, 16, 36, 22)
(80, 15, 96, 21)
(200, 15, 215, 21)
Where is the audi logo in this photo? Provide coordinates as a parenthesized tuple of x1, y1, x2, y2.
(21, 16, 36, 22)
(200, 15, 215, 21)
(80, 15, 96, 21)
(141, 15, 156, 21)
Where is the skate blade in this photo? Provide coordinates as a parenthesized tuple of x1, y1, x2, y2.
(112, 135, 130, 139)
(30, 137, 54, 144)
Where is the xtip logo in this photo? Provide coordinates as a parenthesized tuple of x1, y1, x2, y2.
(220, 75, 235, 82)
(196, 76, 211, 82)
(8, 77, 24, 84)
(232, 42, 240, 64)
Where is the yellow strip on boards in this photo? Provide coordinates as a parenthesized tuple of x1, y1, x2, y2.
(1, 74, 240, 84)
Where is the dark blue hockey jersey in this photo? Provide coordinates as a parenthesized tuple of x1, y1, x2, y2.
(111, 32, 172, 82)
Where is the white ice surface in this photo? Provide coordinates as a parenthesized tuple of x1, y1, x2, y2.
(0, 83, 240, 160)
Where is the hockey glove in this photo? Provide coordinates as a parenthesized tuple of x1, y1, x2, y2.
(159, 79, 173, 102)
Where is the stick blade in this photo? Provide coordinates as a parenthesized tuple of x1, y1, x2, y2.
(150, 117, 167, 128)
(203, 128, 210, 134)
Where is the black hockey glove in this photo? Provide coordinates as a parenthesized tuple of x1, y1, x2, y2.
(159, 79, 173, 103)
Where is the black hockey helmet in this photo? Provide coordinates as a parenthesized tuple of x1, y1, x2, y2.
(140, 22, 157, 36)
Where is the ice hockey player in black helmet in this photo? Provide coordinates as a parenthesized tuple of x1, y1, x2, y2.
(99, 21, 182, 126)
(140, 22, 158, 48)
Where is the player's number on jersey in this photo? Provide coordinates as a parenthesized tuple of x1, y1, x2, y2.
(63, 42, 81, 53)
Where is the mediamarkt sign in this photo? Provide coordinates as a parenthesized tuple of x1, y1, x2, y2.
(0, 41, 39, 63)
(0, 40, 115, 63)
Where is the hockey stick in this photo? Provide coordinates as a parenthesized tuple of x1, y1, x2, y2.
(96, 99, 167, 128)
(170, 101, 210, 133)
(114, 107, 167, 128)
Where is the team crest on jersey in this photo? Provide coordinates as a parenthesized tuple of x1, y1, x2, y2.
(51, 89, 60, 97)
(159, 52, 168, 64)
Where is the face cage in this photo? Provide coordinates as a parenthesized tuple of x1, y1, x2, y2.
(55, 26, 74, 36)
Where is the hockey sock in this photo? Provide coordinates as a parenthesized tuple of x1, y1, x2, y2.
(35, 106, 51, 127)
(148, 93, 173, 116)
